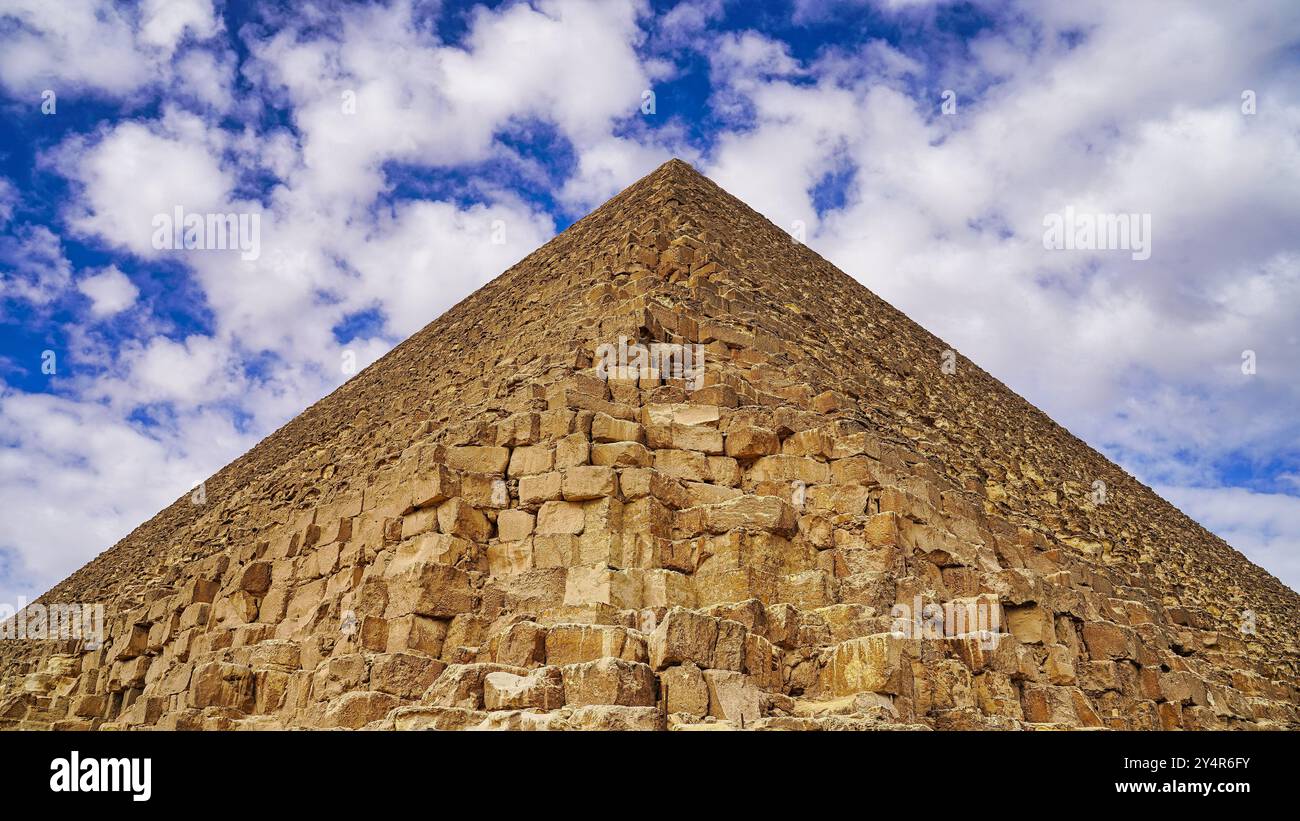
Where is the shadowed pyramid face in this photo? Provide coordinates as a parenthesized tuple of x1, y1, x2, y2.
(1, 160, 1296, 730)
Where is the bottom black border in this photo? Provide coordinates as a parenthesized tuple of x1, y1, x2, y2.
(3, 729, 1291, 807)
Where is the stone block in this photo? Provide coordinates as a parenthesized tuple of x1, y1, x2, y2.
(561, 658, 657, 707)
(446, 446, 510, 475)
(648, 607, 718, 670)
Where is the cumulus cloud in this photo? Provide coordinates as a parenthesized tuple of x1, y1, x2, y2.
(0, 224, 73, 312)
(48, 115, 235, 256)
(0, 388, 253, 605)
(76, 266, 139, 317)
(0, 0, 222, 98)
(138, 0, 221, 56)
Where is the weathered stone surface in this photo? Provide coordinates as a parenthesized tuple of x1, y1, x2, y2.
(383, 557, 475, 618)
(698, 495, 797, 536)
(424, 663, 531, 709)
(566, 705, 662, 730)
(371, 652, 444, 699)
(562, 466, 618, 501)
(447, 446, 510, 475)
(703, 669, 762, 726)
(545, 624, 647, 666)
(820, 634, 917, 697)
(662, 661, 710, 716)
(592, 413, 644, 444)
(496, 509, 536, 542)
(560, 658, 657, 706)
(537, 501, 585, 535)
(648, 607, 719, 670)
(323, 691, 402, 729)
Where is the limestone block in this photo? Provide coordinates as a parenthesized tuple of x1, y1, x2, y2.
(562, 465, 618, 501)
(411, 465, 460, 510)
(563, 565, 641, 609)
(382, 557, 474, 619)
(654, 449, 710, 482)
(487, 540, 533, 576)
(699, 495, 798, 536)
(507, 444, 554, 477)
(592, 413, 644, 444)
(1081, 621, 1135, 660)
(518, 472, 563, 507)
(446, 446, 510, 475)
(322, 691, 401, 729)
(371, 652, 444, 699)
(648, 607, 718, 670)
(561, 658, 657, 707)
(423, 663, 531, 709)
(497, 509, 536, 542)
(544, 624, 647, 666)
(641, 569, 697, 609)
(820, 633, 917, 696)
(555, 434, 590, 469)
(661, 661, 710, 716)
(748, 455, 830, 484)
(490, 620, 548, 667)
(189, 661, 255, 712)
(402, 531, 477, 567)
(537, 500, 585, 535)
(239, 561, 273, 596)
(1020, 684, 1081, 726)
(387, 615, 449, 657)
(703, 669, 762, 725)
(566, 705, 661, 730)
(974, 671, 1023, 719)
(436, 498, 492, 542)
(591, 442, 652, 468)
(724, 426, 780, 459)
(672, 423, 724, 454)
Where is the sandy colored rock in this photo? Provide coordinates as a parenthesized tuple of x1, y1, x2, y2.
(561, 658, 657, 707)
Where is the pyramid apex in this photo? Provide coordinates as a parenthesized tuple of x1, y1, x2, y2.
(652, 156, 703, 180)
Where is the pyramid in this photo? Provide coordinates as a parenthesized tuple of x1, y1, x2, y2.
(2, 159, 1296, 730)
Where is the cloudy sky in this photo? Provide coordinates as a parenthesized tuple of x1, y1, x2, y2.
(1, 0, 1297, 605)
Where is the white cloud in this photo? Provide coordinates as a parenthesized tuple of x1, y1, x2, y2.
(0, 177, 16, 223)
(712, 30, 804, 80)
(49, 117, 234, 256)
(348, 199, 555, 337)
(0, 0, 222, 98)
(246, 0, 651, 203)
(0, 224, 73, 311)
(76, 266, 140, 317)
(0, 388, 253, 605)
(558, 135, 678, 209)
(139, 0, 220, 56)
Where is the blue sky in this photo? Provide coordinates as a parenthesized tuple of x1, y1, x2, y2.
(1, 0, 1299, 604)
